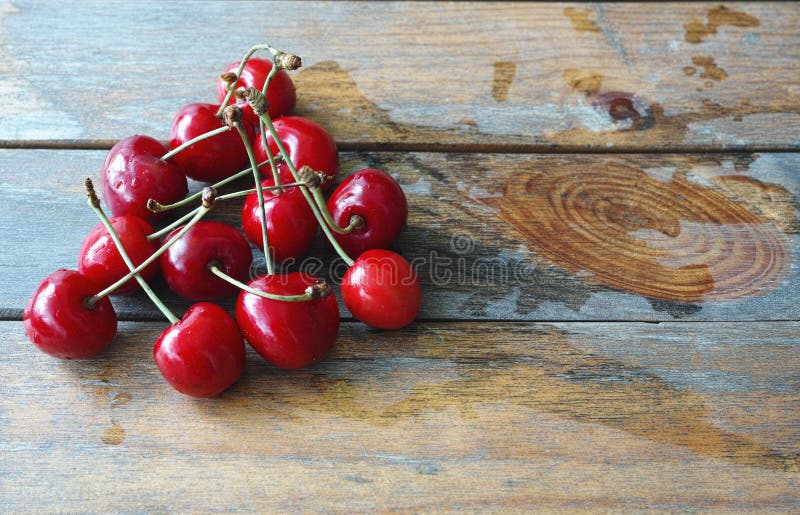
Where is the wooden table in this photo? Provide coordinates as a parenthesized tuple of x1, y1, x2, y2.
(2, 2, 799, 511)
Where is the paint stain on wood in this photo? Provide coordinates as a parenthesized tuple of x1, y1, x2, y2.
(476, 163, 790, 302)
(692, 56, 728, 81)
(91, 365, 121, 384)
(237, 324, 789, 471)
(112, 392, 132, 406)
(563, 69, 603, 96)
(549, 95, 800, 149)
(101, 419, 125, 445)
(708, 175, 800, 234)
(564, 7, 600, 32)
(685, 5, 760, 43)
(491, 61, 516, 102)
(293, 61, 800, 149)
(592, 92, 649, 123)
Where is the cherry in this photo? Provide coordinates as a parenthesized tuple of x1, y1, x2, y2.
(236, 273, 339, 369)
(100, 135, 188, 221)
(160, 221, 253, 301)
(217, 57, 296, 126)
(327, 168, 408, 257)
(78, 215, 160, 295)
(168, 102, 255, 183)
(241, 179, 317, 263)
(153, 302, 245, 398)
(254, 116, 338, 190)
(23, 269, 117, 359)
(341, 249, 421, 330)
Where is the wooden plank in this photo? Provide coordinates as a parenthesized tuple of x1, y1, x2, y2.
(0, 2, 798, 150)
(2, 149, 798, 322)
(2, 320, 798, 511)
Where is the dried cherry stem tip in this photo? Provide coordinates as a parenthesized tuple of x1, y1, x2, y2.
(83, 178, 179, 324)
(223, 105, 244, 127)
(208, 265, 327, 302)
(274, 51, 301, 71)
(88, 186, 216, 305)
(220, 71, 238, 84)
(202, 186, 217, 207)
(243, 87, 269, 117)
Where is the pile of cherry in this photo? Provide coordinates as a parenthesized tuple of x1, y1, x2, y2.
(23, 45, 421, 398)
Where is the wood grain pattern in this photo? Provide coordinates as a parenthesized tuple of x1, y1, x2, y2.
(2, 321, 798, 511)
(0, 2, 798, 150)
(2, 2, 799, 510)
(1, 149, 797, 322)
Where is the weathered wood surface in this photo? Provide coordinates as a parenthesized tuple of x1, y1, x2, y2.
(2, 321, 798, 511)
(0, 2, 798, 150)
(2, 1, 799, 511)
(2, 148, 798, 322)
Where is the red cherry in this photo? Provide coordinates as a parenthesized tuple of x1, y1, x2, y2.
(235, 273, 339, 369)
(217, 57, 296, 126)
(341, 250, 421, 330)
(254, 116, 338, 191)
(327, 168, 408, 257)
(168, 102, 255, 183)
(160, 221, 253, 301)
(100, 135, 188, 221)
(23, 270, 117, 359)
(78, 215, 160, 295)
(153, 302, 245, 398)
(241, 179, 317, 263)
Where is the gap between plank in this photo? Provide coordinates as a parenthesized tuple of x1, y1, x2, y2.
(0, 140, 797, 155)
(1, 309, 797, 325)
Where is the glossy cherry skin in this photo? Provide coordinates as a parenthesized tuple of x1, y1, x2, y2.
(236, 273, 340, 369)
(341, 250, 421, 330)
(216, 57, 296, 126)
(101, 135, 188, 221)
(23, 269, 117, 359)
(168, 102, 256, 183)
(254, 116, 339, 191)
(327, 168, 408, 257)
(78, 215, 160, 295)
(160, 221, 253, 301)
(241, 179, 317, 263)
(153, 302, 246, 398)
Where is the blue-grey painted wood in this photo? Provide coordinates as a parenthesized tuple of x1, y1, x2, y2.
(0, 2, 797, 150)
(2, 320, 798, 511)
(2, 149, 798, 322)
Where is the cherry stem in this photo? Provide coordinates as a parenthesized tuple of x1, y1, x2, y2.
(160, 125, 231, 161)
(208, 265, 327, 302)
(89, 188, 216, 306)
(147, 157, 281, 213)
(308, 186, 364, 235)
(215, 44, 281, 118)
(147, 206, 200, 241)
(259, 119, 283, 191)
(84, 179, 179, 324)
(219, 182, 306, 200)
(259, 63, 284, 190)
(259, 112, 355, 266)
(145, 182, 305, 242)
(234, 121, 274, 276)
